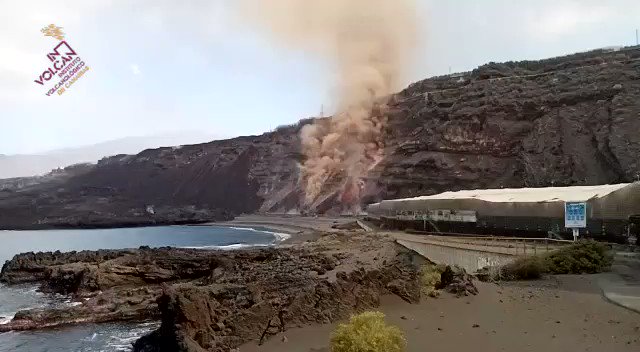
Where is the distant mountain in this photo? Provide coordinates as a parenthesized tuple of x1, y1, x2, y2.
(0, 131, 224, 179)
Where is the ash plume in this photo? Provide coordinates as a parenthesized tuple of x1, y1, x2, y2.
(241, 0, 419, 209)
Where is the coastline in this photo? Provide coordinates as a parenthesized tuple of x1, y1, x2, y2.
(0, 219, 222, 231)
(216, 214, 353, 232)
(0, 230, 427, 351)
(1, 214, 351, 239)
(201, 214, 357, 246)
(0, 217, 638, 351)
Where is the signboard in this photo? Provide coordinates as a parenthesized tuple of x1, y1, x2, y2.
(565, 202, 587, 228)
(395, 209, 477, 223)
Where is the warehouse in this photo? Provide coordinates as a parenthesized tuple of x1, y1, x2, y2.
(367, 183, 640, 242)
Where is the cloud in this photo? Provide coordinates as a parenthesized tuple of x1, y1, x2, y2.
(524, 2, 616, 39)
(3, 0, 640, 156)
(130, 63, 141, 75)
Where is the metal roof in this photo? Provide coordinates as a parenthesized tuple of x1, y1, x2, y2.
(385, 183, 632, 203)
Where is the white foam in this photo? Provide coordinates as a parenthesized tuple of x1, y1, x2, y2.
(180, 243, 267, 250)
(105, 322, 161, 351)
(226, 226, 291, 242)
(269, 231, 291, 242)
(0, 313, 15, 324)
(137, 321, 160, 327)
(112, 335, 140, 343)
(228, 226, 262, 232)
(182, 226, 292, 251)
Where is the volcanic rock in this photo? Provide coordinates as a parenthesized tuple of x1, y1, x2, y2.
(0, 233, 426, 348)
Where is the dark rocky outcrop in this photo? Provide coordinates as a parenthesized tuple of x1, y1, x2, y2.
(2, 47, 640, 227)
(0, 286, 161, 332)
(438, 265, 479, 297)
(0, 234, 427, 346)
(0, 249, 130, 285)
(0, 232, 479, 350)
(132, 236, 421, 352)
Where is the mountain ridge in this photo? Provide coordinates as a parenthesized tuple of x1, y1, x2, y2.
(0, 131, 224, 179)
(1, 46, 639, 229)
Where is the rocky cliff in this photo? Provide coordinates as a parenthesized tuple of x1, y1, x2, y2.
(1, 47, 639, 228)
(0, 234, 423, 338)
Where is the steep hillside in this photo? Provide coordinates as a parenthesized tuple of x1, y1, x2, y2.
(1, 47, 639, 228)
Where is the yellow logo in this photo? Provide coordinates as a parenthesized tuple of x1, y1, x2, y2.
(41, 24, 65, 41)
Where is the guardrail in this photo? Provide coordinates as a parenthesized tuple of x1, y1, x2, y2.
(396, 231, 574, 256)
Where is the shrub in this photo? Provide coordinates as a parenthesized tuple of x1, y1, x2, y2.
(544, 240, 613, 274)
(420, 264, 443, 297)
(499, 256, 547, 280)
(330, 311, 406, 352)
(493, 240, 613, 281)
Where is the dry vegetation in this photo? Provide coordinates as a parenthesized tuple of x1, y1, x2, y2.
(330, 311, 406, 352)
(495, 241, 614, 280)
(420, 264, 444, 297)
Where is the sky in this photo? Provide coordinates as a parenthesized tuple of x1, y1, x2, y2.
(1, 0, 639, 155)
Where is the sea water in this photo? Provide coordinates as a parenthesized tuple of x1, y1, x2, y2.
(0, 225, 288, 352)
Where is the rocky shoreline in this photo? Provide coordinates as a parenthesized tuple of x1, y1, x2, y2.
(0, 231, 476, 351)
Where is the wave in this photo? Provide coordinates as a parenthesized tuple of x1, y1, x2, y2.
(226, 226, 292, 242)
(227, 226, 263, 232)
(269, 231, 291, 242)
(180, 243, 268, 250)
(0, 313, 14, 324)
(105, 321, 161, 351)
(179, 226, 292, 251)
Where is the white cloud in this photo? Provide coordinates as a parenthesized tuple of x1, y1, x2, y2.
(3, 0, 640, 154)
(525, 2, 616, 39)
(130, 63, 141, 75)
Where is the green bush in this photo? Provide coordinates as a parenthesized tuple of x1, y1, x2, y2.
(330, 311, 406, 352)
(420, 264, 443, 297)
(545, 240, 613, 274)
(500, 256, 547, 280)
(494, 240, 613, 281)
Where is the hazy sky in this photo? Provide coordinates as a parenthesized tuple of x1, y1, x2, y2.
(1, 0, 639, 155)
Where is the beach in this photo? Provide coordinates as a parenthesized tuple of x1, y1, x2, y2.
(242, 276, 640, 352)
(209, 215, 640, 352)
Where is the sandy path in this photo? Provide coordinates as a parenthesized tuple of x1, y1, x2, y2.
(241, 276, 640, 352)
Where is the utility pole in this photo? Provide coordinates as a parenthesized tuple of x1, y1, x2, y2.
(320, 104, 324, 118)
(636, 29, 639, 46)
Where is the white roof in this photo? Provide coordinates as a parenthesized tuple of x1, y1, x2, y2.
(386, 183, 631, 203)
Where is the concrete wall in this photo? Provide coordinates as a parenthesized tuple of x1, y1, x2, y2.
(396, 239, 516, 273)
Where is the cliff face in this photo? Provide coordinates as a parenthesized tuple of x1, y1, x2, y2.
(373, 46, 640, 201)
(1, 47, 639, 228)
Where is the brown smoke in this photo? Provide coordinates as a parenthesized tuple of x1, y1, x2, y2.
(240, 0, 419, 208)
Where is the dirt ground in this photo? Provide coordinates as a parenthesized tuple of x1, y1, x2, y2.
(241, 275, 640, 352)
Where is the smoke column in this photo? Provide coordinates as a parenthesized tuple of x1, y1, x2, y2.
(241, 0, 419, 209)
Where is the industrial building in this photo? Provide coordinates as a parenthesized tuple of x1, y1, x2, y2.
(367, 183, 640, 243)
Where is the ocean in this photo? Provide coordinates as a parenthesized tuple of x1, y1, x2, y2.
(0, 225, 288, 351)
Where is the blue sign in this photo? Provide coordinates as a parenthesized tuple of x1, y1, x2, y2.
(565, 202, 587, 228)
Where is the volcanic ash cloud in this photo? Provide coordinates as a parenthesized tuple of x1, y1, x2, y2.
(242, 0, 419, 208)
